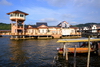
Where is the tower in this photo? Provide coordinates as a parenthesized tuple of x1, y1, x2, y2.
(7, 10, 28, 39)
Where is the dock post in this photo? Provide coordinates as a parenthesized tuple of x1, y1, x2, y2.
(74, 45, 76, 67)
(10, 36, 13, 39)
(66, 48, 68, 60)
(16, 36, 18, 39)
(23, 36, 25, 39)
(97, 42, 100, 56)
(63, 42, 66, 56)
(87, 36, 90, 67)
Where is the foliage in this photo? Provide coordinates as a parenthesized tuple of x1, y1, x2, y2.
(0, 22, 100, 30)
(72, 22, 100, 27)
(0, 23, 11, 30)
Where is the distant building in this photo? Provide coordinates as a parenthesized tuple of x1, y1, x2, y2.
(26, 22, 61, 36)
(26, 21, 81, 38)
(57, 21, 79, 36)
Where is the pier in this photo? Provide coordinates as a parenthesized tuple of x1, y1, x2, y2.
(0, 30, 81, 39)
(56, 37, 100, 67)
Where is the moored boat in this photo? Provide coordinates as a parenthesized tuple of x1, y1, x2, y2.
(57, 38, 100, 55)
(58, 47, 95, 54)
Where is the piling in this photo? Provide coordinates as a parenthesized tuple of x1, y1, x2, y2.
(98, 42, 100, 56)
(87, 36, 90, 67)
(74, 45, 76, 67)
(66, 48, 68, 60)
(63, 42, 66, 56)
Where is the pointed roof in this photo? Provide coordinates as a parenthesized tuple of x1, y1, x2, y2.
(7, 10, 29, 15)
(36, 22, 48, 27)
(57, 21, 69, 27)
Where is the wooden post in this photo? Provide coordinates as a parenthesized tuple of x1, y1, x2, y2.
(87, 36, 90, 67)
(98, 42, 100, 56)
(11, 36, 13, 39)
(23, 36, 25, 39)
(66, 48, 68, 60)
(63, 42, 66, 56)
(23, 22, 24, 35)
(74, 45, 76, 67)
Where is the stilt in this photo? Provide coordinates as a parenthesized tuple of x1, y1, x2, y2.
(38, 36, 39, 39)
(23, 36, 25, 38)
(74, 45, 76, 67)
(63, 42, 66, 56)
(97, 42, 100, 56)
(47, 36, 48, 38)
(10, 36, 14, 39)
(87, 36, 90, 67)
(66, 48, 68, 60)
(16, 36, 18, 38)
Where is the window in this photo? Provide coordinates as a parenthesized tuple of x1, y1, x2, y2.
(10, 14, 13, 17)
(20, 14, 24, 17)
(10, 13, 15, 17)
(15, 13, 19, 17)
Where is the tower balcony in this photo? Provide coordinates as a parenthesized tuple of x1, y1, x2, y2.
(10, 17, 25, 21)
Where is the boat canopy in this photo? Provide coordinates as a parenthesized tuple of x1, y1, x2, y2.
(57, 38, 100, 43)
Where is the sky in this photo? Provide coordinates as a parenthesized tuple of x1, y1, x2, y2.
(0, 0, 100, 26)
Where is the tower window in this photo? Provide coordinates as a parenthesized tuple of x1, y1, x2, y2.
(10, 14, 14, 17)
(20, 14, 24, 17)
(10, 14, 13, 16)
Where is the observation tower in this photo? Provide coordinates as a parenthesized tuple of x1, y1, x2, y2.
(7, 10, 28, 39)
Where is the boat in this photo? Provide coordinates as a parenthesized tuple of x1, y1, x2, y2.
(57, 38, 100, 54)
(58, 47, 95, 54)
(68, 48, 94, 54)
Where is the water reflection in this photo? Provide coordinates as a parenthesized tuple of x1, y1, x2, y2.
(8, 39, 60, 67)
(1, 37, 100, 67)
(9, 40, 29, 66)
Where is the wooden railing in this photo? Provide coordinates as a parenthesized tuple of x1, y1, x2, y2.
(0, 32, 81, 36)
(70, 32, 81, 35)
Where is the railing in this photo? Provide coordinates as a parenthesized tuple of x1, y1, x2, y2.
(70, 32, 81, 35)
(0, 32, 81, 36)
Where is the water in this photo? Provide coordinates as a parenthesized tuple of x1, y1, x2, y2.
(0, 36, 100, 67)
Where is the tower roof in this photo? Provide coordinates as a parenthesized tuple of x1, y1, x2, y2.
(7, 10, 29, 15)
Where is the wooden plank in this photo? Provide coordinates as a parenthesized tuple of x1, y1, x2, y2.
(57, 38, 100, 43)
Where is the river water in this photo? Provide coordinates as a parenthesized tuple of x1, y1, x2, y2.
(0, 36, 100, 67)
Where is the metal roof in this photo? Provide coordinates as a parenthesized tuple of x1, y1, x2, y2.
(36, 22, 48, 27)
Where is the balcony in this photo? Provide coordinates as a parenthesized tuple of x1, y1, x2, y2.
(10, 17, 25, 21)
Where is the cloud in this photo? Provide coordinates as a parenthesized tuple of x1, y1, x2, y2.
(40, 18, 57, 22)
(0, 19, 10, 24)
(61, 14, 76, 20)
(73, 0, 100, 7)
(69, 21, 79, 25)
(0, 0, 12, 6)
(44, 0, 100, 8)
(22, 6, 80, 25)
(44, 0, 69, 7)
(24, 7, 57, 18)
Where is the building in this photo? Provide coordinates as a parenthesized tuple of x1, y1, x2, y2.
(26, 22, 62, 38)
(57, 21, 80, 36)
(7, 10, 28, 39)
(7, 10, 81, 39)
(26, 21, 81, 39)
(81, 24, 100, 37)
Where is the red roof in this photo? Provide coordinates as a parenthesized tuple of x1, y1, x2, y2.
(7, 10, 29, 15)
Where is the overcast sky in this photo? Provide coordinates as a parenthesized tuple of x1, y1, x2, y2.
(0, 0, 100, 25)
